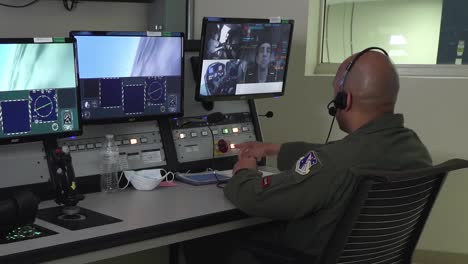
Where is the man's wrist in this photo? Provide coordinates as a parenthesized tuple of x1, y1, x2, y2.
(265, 143, 281, 156)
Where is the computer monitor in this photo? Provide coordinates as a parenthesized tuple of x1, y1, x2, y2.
(71, 31, 184, 123)
(196, 17, 294, 101)
(0, 38, 81, 145)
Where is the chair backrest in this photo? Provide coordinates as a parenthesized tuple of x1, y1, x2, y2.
(319, 159, 468, 264)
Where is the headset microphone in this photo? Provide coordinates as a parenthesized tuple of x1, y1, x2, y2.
(327, 100, 336, 117)
(259, 111, 274, 118)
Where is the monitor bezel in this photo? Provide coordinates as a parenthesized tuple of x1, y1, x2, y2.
(0, 37, 83, 145)
(70, 30, 185, 125)
(195, 17, 294, 102)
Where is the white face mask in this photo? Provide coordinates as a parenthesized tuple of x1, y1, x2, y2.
(120, 169, 175, 191)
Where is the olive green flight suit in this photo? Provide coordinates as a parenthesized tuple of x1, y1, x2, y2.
(224, 113, 432, 256)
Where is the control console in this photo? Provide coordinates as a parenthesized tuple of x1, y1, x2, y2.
(171, 112, 257, 163)
(58, 121, 166, 177)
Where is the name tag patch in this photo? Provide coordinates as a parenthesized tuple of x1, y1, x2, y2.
(295, 151, 319, 175)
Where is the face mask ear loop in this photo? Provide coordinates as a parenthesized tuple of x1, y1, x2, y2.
(161, 169, 175, 182)
(119, 171, 131, 190)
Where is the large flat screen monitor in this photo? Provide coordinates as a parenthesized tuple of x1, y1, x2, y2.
(0, 38, 81, 144)
(71, 31, 184, 123)
(196, 17, 294, 101)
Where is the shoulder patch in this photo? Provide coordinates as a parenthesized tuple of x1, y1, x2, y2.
(295, 151, 320, 175)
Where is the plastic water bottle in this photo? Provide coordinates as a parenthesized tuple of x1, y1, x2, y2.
(100, 134, 120, 192)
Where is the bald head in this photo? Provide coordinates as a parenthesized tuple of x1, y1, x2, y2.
(333, 50, 400, 133)
(335, 51, 399, 113)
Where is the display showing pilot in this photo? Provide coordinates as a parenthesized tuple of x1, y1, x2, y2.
(205, 26, 224, 59)
(245, 42, 278, 83)
(203, 62, 226, 95)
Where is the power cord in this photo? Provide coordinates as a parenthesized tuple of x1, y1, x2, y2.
(0, 0, 40, 8)
(206, 126, 226, 189)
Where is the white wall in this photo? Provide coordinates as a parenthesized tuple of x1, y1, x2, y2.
(195, 0, 468, 255)
(0, 0, 149, 37)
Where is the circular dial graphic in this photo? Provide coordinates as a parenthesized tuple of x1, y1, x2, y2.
(147, 80, 164, 103)
(34, 95, 54, 118)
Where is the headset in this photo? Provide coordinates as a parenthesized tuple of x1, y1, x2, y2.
(327, 47, 389, 117)
(325, 47, 389, 143)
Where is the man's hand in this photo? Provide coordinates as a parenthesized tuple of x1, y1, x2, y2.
(232, 157, 258, 175)
(236, 141, 281, 161)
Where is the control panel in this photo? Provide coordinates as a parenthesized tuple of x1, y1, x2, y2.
(58, 121, 166, 177)
(171, 112, 257, 163)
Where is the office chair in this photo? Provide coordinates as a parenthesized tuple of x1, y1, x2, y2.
(244, 158, 468, 264)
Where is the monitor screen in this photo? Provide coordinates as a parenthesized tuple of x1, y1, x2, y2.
(0, 38, 81, 144)
(196, 17, 294, 101)
(71, 31, 184, 123)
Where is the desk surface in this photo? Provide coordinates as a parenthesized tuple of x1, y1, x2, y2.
(0, 180, 271, 263)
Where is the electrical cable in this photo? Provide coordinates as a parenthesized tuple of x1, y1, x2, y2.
(206, 125, 226, 189)
(325, 115, 335, 144)
(0, 0, 40, 8)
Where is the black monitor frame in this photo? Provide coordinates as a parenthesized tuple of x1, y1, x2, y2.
(195, 17, 294, 102)
(0, 38, 82, 145)
(70, 31, 185, 124)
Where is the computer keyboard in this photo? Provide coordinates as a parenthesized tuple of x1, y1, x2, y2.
(175, 171, 231, 186)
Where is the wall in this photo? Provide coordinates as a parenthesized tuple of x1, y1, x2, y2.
(0, 0, 149, 37)
(195, 0, 468, 255)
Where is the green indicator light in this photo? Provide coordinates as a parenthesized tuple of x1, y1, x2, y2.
(53, 37, 66, 43)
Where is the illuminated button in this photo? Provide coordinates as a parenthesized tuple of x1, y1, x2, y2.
(222, 128, 229, 134)
(242, 127, 249, 132)
(86, 144, 94, 149)
(116, 140, 122, 146)
(69, 145, 77, 151)
(179, 133, 186, 139)
(95, 143, 103, 148)
(232, 127, 240, 133)
(140, 137, 148, 143)
(123, 139, 130, 145)
(230, 143, 236, 149)
(191, 132, 197, 137)
(212, 130, 219, 135)
(130, 138, 138, 145)
(201, 131, 208, 136)
(78, 145, 85, 150)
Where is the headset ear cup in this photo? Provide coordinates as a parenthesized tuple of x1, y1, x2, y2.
(335, 92, 348, 110)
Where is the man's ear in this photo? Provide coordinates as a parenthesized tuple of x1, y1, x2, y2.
(345, 92, 352, 111)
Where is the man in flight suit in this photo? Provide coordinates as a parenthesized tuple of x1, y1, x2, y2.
(223, 48, 433, 260)
(183, 48, 432, 264)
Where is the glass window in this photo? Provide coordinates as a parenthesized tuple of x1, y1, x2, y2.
(321, 0, 468, 66)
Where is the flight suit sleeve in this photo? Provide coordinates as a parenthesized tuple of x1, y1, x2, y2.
(224, 148, 354, 221)
(277, 142, 324, 171)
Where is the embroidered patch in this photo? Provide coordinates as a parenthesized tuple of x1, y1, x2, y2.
(295, 151, 319, 175)
(261, 176, 271, 189)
